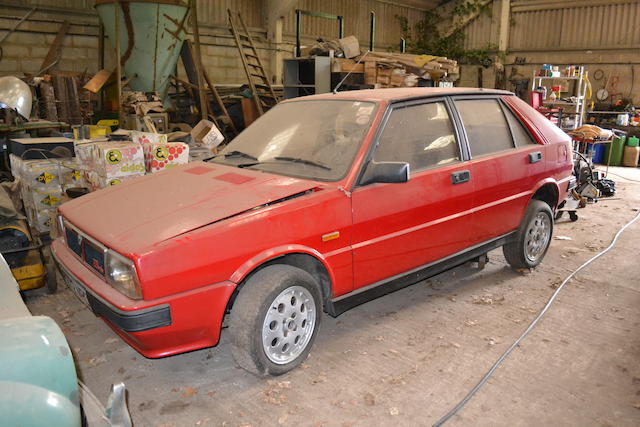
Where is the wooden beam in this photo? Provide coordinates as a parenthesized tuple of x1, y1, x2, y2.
(189, 0, 208, 121)
(38, 20, 70, 75)
(441, 0, 494, 39)
(498, 0, 510, 53)
(512, 0, 636, 13)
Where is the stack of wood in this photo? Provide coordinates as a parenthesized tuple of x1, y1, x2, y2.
(35, 73, 94, 124)
(331, 52, 459, 88)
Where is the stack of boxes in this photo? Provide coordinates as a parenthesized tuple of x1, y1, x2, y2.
(131, 131, 189, 173)
(11, 130, 194, 234)
(9, 155, 85, 233)
(85, 141, 146, 190)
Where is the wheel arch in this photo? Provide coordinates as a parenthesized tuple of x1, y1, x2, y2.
(226, 246, 335, 314)
(530, 179, 560, 211)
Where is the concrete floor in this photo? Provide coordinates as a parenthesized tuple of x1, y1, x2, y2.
(26, 166, 640, 427)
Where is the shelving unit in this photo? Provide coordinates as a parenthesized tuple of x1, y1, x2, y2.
(283, 57, 331, 99)
(531, 66, 587, 130)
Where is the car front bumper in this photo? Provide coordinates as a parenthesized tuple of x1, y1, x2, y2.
(51, 239, 236, 358)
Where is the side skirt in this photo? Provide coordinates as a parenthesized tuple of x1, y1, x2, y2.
(324, 232, 515, 317)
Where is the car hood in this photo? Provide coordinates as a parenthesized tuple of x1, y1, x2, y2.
(59, 162, 320, 254)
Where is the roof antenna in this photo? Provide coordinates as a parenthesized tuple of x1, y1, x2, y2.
(332, 50, 371, 94)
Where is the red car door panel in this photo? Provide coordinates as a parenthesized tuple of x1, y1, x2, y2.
(350, 100, 474, 289)
(351, 163, 474, 287)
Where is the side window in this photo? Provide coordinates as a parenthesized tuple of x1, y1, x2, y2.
(373, 102, 460, 172)
(502, 105, 538, 147)
(455, 99, 514, 157)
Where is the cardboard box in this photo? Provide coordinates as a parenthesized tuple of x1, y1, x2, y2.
(191, 120, 224, 148)
(20, 159, 61, 188)
(338, 35, 360, 59)
(130, 131, 168, 146)
(28, 187, 64, 210)
(92, 141, 145, 178)
(85, 170, 144, 191)
(26, 206, 55, 233)
(364, 61, 377, 85)
(74, 140, 98, 170)
(333, 58, 364, 73)
(143, 142, 189, 173)
(59, 159, 87, 188)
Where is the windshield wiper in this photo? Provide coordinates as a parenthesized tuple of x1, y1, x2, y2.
(271, 156, 331, 171)
(209, 150, 257, 161)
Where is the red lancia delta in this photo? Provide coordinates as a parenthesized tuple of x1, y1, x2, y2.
(53, 88, 572, 375)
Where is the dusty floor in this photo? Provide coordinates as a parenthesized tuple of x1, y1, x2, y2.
(25, 166, 640, 427)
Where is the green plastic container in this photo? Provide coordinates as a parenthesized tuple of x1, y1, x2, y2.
(627, 136, 639, 147)
(605, 136, 626, 166)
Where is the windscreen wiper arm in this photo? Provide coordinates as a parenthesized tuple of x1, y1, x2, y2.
(271, 156, 332, 171)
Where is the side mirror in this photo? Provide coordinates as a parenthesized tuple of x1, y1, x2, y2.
(360, 161, 410, 186)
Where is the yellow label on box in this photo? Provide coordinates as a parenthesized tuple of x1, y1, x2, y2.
(106, 149, 122, 164)
(153, 146, 169, 161)
(36, 172, 56, 184)
(41, 195, 59, 206)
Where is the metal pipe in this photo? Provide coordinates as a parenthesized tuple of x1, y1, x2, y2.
(338, 15, 344, 39)
(0, 7, 36, 45)
(369, 11, 375, 51)
(295, 9, 301, 57)
(399, 37, 406, 53)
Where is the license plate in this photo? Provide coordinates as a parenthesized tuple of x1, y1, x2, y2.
(62, 269, 90, 308)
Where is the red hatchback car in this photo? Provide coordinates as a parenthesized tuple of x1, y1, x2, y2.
(52, 88, 573, 375)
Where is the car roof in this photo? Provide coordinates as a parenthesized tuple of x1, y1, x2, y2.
(287, 87, 513, 103)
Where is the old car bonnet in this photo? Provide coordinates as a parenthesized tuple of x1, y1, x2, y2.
(59, 162, 320, 254)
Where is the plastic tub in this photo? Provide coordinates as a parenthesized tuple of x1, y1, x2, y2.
(605, 136, 626, 166)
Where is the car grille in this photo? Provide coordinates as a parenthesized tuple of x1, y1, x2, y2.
(63, 220, 107, 277)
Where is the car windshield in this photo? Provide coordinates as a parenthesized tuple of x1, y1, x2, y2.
(210, 100, 377, 181)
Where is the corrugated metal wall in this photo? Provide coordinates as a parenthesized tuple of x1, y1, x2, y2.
(464, 0, 640, 52)
(9, 0, 425, 49)
(281, 0, 425, 48)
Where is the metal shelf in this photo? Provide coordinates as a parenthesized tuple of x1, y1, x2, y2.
(532, 66, 587, 130)
(534, 75, 581, 80)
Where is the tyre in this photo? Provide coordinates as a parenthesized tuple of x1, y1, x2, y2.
(229, 264, 322, 376)
(503, 200, 553, 269)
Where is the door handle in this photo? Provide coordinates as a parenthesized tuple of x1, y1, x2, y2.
(529, 151, 542, 163)
(451, 170, 471, 185)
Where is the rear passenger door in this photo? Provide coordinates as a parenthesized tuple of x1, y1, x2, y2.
(351, 99, 475, 289)
(452, 96, 547, 244)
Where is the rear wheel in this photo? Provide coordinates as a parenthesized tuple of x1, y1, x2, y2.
(503, 200, 553, 269)
(229, 265, 322, 376)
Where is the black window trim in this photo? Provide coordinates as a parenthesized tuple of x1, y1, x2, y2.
(449, 94, 519, 160)
(353, 97, 465, 188)
(498, 98, 539, 148)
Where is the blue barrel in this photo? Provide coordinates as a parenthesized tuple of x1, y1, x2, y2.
(592, 143, 606, 164)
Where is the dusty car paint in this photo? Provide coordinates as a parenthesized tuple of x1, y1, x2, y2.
(53, 88, 573, 359)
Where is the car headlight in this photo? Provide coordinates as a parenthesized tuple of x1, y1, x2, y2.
(56, 213, 66, 242)
(106, 250, 142, 299)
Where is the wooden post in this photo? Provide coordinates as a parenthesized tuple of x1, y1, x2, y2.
(498, 0, 511, 54)
(189, 0, 208, 121)
(98, 23, 105, 110)
(114, 0, 123, 127)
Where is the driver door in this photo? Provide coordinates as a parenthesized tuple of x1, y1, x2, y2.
(351, 99, 475, 289)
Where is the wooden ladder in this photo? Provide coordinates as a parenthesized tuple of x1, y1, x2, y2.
(179, 39, 238, 137)
(228, 9, 278, 116)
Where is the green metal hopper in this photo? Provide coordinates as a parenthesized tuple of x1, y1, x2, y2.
(95, 0, 189, 105)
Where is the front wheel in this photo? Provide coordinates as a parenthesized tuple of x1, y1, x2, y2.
(503, 200, 553, 269)
(229, 265, 322, 376)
